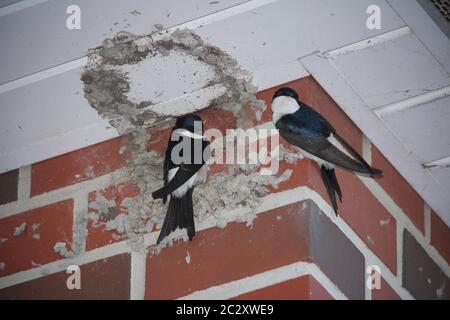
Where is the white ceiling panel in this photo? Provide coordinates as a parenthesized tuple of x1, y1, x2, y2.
(301, 1, 450, 225)
(195, 0, 405, 80)
(382, 96, 450, 164)
(0, 67, 117, 172)
(331, 31, 450, 108)
(0, 0, 248, 84)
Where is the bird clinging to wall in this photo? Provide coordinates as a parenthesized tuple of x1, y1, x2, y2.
(271, 87, 382, 214)
(152, 114, 210, 244)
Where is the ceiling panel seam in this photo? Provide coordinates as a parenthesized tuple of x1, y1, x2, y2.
(323, 26, 410, 58)
(373, 85, 450, 116)
(0, 0, 276, 90)
(0, 0, 47, 16)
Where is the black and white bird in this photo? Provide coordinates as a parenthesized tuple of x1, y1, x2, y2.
(152, 114, 210, 244)
(271, 87, 382, 214)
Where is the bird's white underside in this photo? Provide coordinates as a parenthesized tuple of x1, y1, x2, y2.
(168, 167, 198, 198)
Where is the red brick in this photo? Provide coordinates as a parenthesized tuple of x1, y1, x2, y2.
(197, 107, 236, 136)
(336, 168, 397, 274)
(309, 275, 335, 300)
(403, 230, 450, 299)
(208, 163, 227, 177)
(0, 169, 18, 205)
(147, 127, 171, 155)
(233, 275, 333, 300)
(266, 158, 323, 196)
(309, 201, 366, 300)
(31, 136, 131, 196)
(0, 199, 73, 276)
(145, 201, 311, 299)
(372, 145, 424, 234)
(274, 155, 397, 274)
(0, 254, 130, 299)
(87, 181, 140, 250)
(371, 276, 401, 300)
(430, 210, 450, 265)
(240, 103, 260, 128)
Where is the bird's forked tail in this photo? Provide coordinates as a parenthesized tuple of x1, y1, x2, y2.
(320, 165, 342, 215)
(156, 189, 195, 245)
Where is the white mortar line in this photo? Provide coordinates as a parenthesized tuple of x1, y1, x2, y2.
(424, 203, 431, 243)
(0, 168, 128, 219)
(144, 186, 313, 248)
(364, 260, 372, 300)
(374, 85, 450, 117)
(17, 165, 31, 201)
(130, 251, 147, 300)
(358, 176, 450, 278)
(362, 135, 372, 165)
(178, 261, 308, 300)
(0, 0, 48, 17)
(305, 264, 347, 300)
(0, 240, 130, 290)
(365, 256, 377, 300)
(178, 261, 346, 300)
(305, 189, 414, 300)
(323, 27, 410, 58)
(72, 193, 88, 255)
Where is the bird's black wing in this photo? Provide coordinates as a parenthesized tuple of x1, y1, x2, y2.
(332, 132, 381, 176)
(276, 115, 381, 175)
(152, 162, 203, 200)
(162, 136, 176, 204)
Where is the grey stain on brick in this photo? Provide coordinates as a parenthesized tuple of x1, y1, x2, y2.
(0, 169, 18, 205)
(403, 230, 450, 300)
(308, 201, 366, 300)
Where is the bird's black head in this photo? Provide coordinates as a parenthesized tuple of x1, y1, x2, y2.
(272, 87, 299, 101)
(175, 114, 203, 134)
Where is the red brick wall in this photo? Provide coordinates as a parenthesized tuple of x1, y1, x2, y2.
(0, 76, 448, 300)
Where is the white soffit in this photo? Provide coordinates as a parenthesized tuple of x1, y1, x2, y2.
(300, 1, 450, 225)
(0, 0, 404, 174)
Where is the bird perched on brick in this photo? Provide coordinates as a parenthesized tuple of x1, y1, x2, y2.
(271, 87, 382, 214)
(152, 114, 210, 244)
